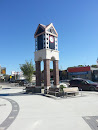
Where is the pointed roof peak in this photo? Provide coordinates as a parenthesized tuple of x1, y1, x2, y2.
(39, 24, 46, 29)
(46, 23, 53, 27)
(34, 23, 58, 38)
(39, 23, 53, 28)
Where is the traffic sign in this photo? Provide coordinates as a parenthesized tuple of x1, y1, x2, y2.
(10, 76, 12, 79)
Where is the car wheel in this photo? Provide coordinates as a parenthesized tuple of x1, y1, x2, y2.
(89, 87, 95, 91)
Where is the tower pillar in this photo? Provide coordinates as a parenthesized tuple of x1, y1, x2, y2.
(44, 59, 51, 88)
(35, 61, 41, 87)
(53, 60, 59, 87)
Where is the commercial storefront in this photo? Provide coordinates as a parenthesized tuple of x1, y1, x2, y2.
(0, 66, 6, 75)
(0, 66, 6, 81)
(67, 66, 92, 80)
(91, 68, 98, 81)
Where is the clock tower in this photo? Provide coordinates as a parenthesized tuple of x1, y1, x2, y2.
(34, 23, 59, 89)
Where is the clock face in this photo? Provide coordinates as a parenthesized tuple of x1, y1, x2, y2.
(49, 36, 54, 43)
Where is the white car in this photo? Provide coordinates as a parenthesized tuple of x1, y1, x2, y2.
(59, 83, 68, 88)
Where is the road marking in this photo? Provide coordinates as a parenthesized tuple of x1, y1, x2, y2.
(83, 116, 98, 130)
(13, 110, 18, 112)
(85, 117, 90, 120)
(12, 102, 15, 103)
(9, 116, 14, 119)
(14, 105, 18, 107)
(96, 119, 98, 122)
(0, 97, 19, 130)
(0, 127, 6, 130)
(8, 100, 12, 101)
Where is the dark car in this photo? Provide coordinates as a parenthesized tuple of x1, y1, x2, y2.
(19, 80, 28, 86)
(69, 78, 98, 91)
(9, 80, 16, 83)
(15, 79, 28, 86)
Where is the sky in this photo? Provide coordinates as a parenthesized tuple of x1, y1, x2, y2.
(0, 0, 98, 74)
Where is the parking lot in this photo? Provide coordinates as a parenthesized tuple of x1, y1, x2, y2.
(0, 83, 98, 130)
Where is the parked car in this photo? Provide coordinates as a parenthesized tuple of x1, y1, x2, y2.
(69, 78, 98, 91)
(9, 80, 16, 83)
(59, 80, 70, 87)
(19, 80, 28, 86)
(59, 83, 68, 88)
(26, 82, 36, 87)
(15, 79, 28, 86)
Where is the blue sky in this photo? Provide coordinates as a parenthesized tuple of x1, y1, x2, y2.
(0, 0, 98, 74)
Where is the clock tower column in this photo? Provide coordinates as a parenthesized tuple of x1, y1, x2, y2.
(53, 60, 59, 86)
(44, 59, 50, 88)
(35, 61, 41, 86)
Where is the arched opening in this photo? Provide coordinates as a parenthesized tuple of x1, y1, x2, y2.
(41, 60, 44, 87)
(36, 56, 59, 88)
(51, 56, 55, 61)
(38, 57, 44, 87)
(50, 60, 53, 87)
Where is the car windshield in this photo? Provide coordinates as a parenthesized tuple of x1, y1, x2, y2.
(86, 80, 94, 84)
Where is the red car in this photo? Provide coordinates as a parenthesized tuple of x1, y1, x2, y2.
(69, 78, 98, 91)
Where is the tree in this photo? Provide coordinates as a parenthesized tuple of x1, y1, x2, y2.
(61, 71, 66, 79)
(91, 65, 98, 68)
(3, 74, 10, 82)
(20, 60, 35, 82)
(78, 65, 84, 67)
(68, 65, 89, 68)
(50, 69, 53, 72)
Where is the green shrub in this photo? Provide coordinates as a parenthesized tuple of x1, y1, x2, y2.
(59, 85, 65, 91)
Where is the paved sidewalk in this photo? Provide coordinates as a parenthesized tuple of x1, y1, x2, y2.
(0, 83, 98, 130)
(0, 97, 19, 130)
(0, 98, 11, 125)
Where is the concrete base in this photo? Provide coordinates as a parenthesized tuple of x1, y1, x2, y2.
(35, 88, 41, 93)
(44, 86, 51, 89)
(26, 87, 41, 93)
(36, 86, 41, 88)
(53, 85, 60, 88)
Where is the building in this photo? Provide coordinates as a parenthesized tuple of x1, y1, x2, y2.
(91, 67, 98, 81)
(68, 66, 91, 80)
(0, 65, 6, 75)
(67, 66, 98, 81)
(0, 65, 6, 81)
(41, 69, 67, 82)
(11, 71, 36, 82)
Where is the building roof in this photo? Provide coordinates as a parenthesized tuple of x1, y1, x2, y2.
(68, 66, 90, 72)
(34, 23, 58, 38)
